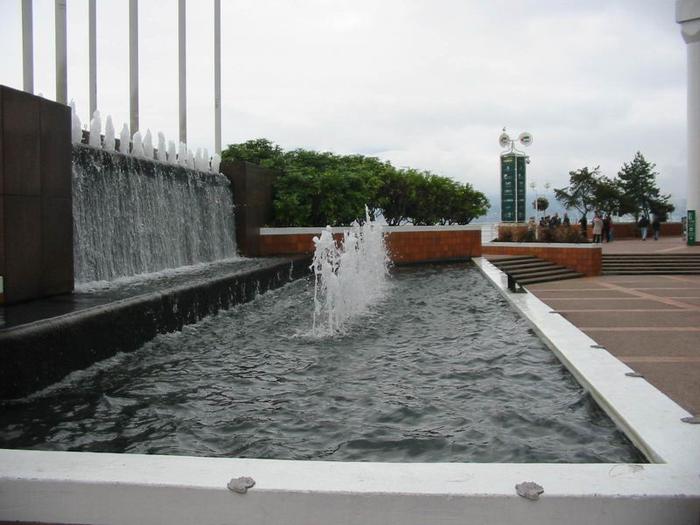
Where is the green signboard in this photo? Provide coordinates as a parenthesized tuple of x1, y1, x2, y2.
(500, 153, 527, 223)
(688, 210, 696, 246)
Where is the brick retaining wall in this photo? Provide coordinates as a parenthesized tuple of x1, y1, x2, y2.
(259, 226, 482, 264)
(482, 242, 602, 276)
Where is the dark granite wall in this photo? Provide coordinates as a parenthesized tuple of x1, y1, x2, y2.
(0, 85, 73, 304)
(220, 160, 278, 256)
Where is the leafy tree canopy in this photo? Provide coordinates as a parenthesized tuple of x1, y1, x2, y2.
(222, 139, 489, 227)
(617, 151, 674, 221)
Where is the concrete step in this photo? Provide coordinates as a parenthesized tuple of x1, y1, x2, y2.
(495, 261, 556, 271)
(511, 267, 573, 280)
(603, 269, 700, 275)
(603, 264, 700, 268)
(520, 272, 584, 285)
(490, 255, 537, 262)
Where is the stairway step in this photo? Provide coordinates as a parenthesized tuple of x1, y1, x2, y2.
(520, 272, 584, 285)
(604, 271, 700, 274)
(512, 268, 572, 279)
(490, 255, 538, 262)
(496, 261, 556, 271)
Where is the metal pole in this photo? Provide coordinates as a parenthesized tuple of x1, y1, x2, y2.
(55, 0, 67, 103)
(178, 0, 187, 144)
(89, 0, 97, 116)
(129, 0, 139, 133)
(22, 0, 34, 94)
(514, 154, 518, 223)
(214, 0, 221, 154)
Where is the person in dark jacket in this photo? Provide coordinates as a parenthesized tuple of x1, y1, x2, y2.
(579, 215, 588, 239)
(603, 214, 612, 242)
(652, 215, 661, 240)
(638, 215, 650, 240)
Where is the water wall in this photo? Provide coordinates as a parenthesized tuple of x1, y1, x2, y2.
(72, 145, 237, 284)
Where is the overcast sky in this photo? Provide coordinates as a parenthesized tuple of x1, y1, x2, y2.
(0, 0, 689, 199)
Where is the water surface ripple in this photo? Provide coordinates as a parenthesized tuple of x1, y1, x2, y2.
(0, 264, 644, 463)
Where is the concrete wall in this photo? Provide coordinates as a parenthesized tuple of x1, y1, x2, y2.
(258, 225, 482, 264)
(0, 85, 73, 304)
(220, 160, 278, 257)
(500, 222, 683, 241)
(483, 242, 602, 276)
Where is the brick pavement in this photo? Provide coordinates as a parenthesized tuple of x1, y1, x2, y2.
(525, 237, 700, 416)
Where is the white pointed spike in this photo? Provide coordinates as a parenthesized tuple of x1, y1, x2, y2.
(143, 129, 154, 159)
(211, 153, 221, 174)
(131, 131, 144, 158)
(157, 132, 167, 162)
(69, 100, 83, 144)
(178, 142, 188, 167)
(119, 124, 130, 154)
(89, 110, 102, 148)
(168, 140, 177, 164)
(104, 116, 116, 152)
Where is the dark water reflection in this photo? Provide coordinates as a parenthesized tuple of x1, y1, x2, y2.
(0, 264, 645, 463)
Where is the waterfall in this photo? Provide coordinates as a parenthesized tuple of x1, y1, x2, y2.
(72, 144, 237, 284)
(311, 210, 389, 336)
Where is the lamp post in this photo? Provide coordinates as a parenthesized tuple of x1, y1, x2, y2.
(530, 180, 539, 239)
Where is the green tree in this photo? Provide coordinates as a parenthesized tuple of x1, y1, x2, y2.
(533, 196, 549, 212)
(221, 138, 285, 170)
(617, 152, 674, 221)
(554, 166, 601, 219)
(592, 175, 626, 217)
(223, 138, 489, 226)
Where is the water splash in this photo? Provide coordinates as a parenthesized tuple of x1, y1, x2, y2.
(211, 154, 221, 174)
(310, 210, 389, 336)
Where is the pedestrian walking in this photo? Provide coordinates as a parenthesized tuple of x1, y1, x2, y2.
(603, 214, 614, 242)
(638, 215, 650, 240)
(652, 215, 661, 240)
(579, 215, 588, 239)
(592, 213, 603, 243)
(563, 212, 570, 226)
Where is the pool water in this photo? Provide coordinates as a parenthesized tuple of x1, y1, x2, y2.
(0, 264, 644, 463)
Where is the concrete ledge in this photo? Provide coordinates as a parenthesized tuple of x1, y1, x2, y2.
(486, 241, 597, 249)
(259, 226, 482, 262)
(0, 257, 310, 399)
(260, 225, 482, 235)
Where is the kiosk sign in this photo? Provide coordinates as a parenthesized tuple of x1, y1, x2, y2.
(500, 153, 526, 223)
(688, 210, 697, 246)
